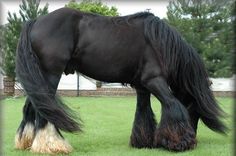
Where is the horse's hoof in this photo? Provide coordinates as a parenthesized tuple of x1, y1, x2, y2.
(153, 123, 197, 151)
(30, 122, 73, 154)
(130, 133, 154, 148)
(15, 123, 34, 150)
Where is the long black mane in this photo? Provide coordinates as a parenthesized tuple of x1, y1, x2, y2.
(144, 16, 226, 132)
(112, 12, 154, 25)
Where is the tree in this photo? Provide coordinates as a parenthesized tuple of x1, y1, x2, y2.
(65, 0, 119, 88)
(3, 0, 48, 78)
(0, 25, 6, 74)
(3, 13, 22, 78)
(19, 0, 48, 22)
(65, 0, 119, 16)
(2, 0, 48, 95)
(166, 0, 234, 77)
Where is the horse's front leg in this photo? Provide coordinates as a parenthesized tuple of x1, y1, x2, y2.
(141, 75, 197, 151)
(174, 93, 200, 134)
(187, 103, 200, 134)
(130, 87, 157, 148)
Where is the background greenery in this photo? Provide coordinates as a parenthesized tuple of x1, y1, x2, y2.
(165, 0, 234, 77)
(2, 96, 233, 156)
(0, 25, 5, 73)
(65, 0, 118, 16)
(2, 0, 48, 78)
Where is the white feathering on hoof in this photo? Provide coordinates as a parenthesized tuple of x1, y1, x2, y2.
(15, 123, 35, 150)
(30, 122, 73, 154)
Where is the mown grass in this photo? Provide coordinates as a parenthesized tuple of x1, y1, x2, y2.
(1, 96, 234, 156)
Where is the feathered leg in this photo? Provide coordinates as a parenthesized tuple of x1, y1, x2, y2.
(15, 98, 35, 150)
(130, 87, 157, 148)
(30, 74, 73, 154)
(142, 76, 197, 151)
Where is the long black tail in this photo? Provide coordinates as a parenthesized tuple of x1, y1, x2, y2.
(144, 15, 227, 133)
(16, 20, 81, 133)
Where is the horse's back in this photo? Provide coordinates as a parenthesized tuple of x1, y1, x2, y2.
(72, 13, 149, 82)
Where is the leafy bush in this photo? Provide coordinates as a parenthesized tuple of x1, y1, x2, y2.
(65, 0, 119, 16)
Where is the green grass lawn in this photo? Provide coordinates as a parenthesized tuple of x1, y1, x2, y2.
(2, 96, 234, 156)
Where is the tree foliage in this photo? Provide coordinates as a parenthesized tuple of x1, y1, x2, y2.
(166, 0, 234, 77)
(19, 0, 48, 22)
(0, 26, 6, 73)
(65, 0, 119, 16)
(2, 0, 48, 78)
(3, 14, 22, 78)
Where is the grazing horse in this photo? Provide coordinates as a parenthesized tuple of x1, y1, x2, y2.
(15, 8, 226, 154)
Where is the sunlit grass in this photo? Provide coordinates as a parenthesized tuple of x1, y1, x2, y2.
(2, 96, 234, 156)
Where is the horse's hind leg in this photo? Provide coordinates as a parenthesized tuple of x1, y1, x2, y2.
(15, 98, 35, 150)
(30, 74, 72, 154)
(141, 75, 196, 151)
(130, 87, 157, 148)
(31, 114, 72, 154)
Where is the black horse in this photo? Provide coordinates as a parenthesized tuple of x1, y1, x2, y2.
(15, 8, 226, 154)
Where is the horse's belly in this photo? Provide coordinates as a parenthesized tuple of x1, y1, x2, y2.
(77, 59, 136, 83)
(74, 50, 140, 83)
